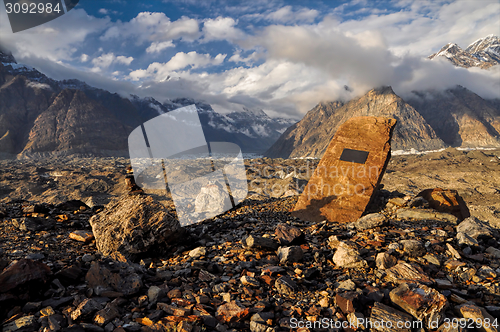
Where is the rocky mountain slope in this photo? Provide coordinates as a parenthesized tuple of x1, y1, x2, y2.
(265, 87, 450, 159)
(0, 51, 295, 158)
(429, 35, 500, 69)
(407, 86, 500, 148)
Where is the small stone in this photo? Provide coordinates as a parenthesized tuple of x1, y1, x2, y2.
(245, 235, 279, 250)
(370, 302, 413, 332)
(0, 258, 51, 292)
(446, 243, 461, 259)
(2, 315, 38, 332)
(23, 302, 42, 313)
(277, 246, 303, 264)
(319, 297, 329, 308)
(40, 306, 55, 316)
(275, 276, 297, 295)
(486, 246, 500, 259)
(385, 262, 434, 285)
(456, 232, 479, 247)
(423, 253, 441, 266)
(275, 223, 304, 245)
(25, 253, 45, 260)
(86, 260, 142, 296)
(335, 291, 361, 314)
(376, 252, 398, 270)
(147, 286, 163, 304)
(396, 208, 458, 223)
(456, 216, 497, 240)
(417, 188, 470, 220)
(336, 279, 357, 292)
(82, 254, 95, 262)
(250, 321, 273, 332)
(400, 240, 426, 257)
(69, 230, 94, 243)
(220, 292, 232, 302)
(332, 242, 367, 268)
(94, 305, 119, 326)
(348, 312, 366, 330)
(177, 321, 193, 332)
(241, 275, 260, 287)
(354, 213, 387, 230)
(189, 247, 206, 258)
(457, 303, 498, 332)
(216, 301, 250, 323)
(389, 283, 448, 328)
(71, 299, 103, 320)
(477, 266, 498, 279)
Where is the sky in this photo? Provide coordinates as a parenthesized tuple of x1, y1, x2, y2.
(0, 0, 499, 118)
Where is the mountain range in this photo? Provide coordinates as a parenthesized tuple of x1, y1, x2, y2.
(265, 86, 500, 158)
(428, 35, 500, 69)
(0, 51, 295, 158)
(1, 35, 499, 160)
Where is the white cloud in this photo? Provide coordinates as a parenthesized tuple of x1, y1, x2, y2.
(129, 51, 226, 81)
(98, 8, 108, 15)
(100, 12, 200, 44)
(80, 54, 89, 62)
(0, 8, 110, 62)
(202, 16, 245, 42)
(91, 52, 133, 72)
(146, 40, 174, 53)
(266, 6, 319, 23)
(229, 51, 260, 64)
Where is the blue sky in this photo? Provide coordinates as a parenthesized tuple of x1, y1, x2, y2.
(1, 0, 499, 118)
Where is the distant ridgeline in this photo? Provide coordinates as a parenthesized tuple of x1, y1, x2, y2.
(0, 50, 296, 159)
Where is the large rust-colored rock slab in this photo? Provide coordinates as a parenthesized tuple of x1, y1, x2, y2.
(292, 116, 396, 223)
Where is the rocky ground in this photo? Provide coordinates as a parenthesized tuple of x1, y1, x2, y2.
(0, 148, 499, 332)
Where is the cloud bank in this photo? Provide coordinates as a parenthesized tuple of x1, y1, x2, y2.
(0, 1, 498, 119)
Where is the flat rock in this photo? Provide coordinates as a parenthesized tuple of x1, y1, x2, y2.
(370, 302, 413, 332)
(457, 303, 498, 332)
(389, 282, 448, 328)
(354, 213, 387, 230)
(417, 188, 470, 220)
(456, 216, 497, 240)
(245, 235, 279, 251)
(3, 315, 38, 332)
(89, 194, 181, 260)
(385, 262, 434, 285)
(396, 208, 458, 223)
(292, 116, 396, 223)
(69, 230, 94, 243)
(0, 258, 51, 292)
